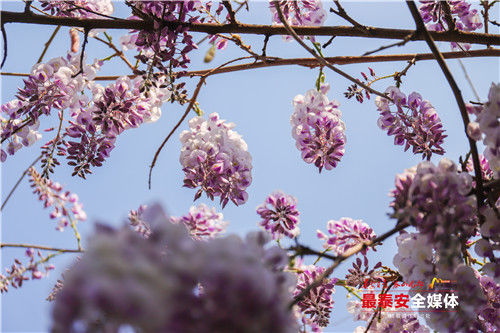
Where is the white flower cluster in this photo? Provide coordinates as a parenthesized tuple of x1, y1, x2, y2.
(179, 112, 253, 207)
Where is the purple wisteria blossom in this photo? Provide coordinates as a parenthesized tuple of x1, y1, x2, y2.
(179, 112, 252, 207)
(375, 86, 446, 160)
(317, 217, 376, 256)
(293, 263, 336, 327)
(39, 0, 114, 18)
(170, 203, 227, 240)
(128, 204, 151, 238)
(51, 204, 297, 332)
(477, 83, 500, 179)
(256, 190, 300, 240)
(291, 84, 346, 172)
(270, 0, 327, 41)
(419, 1, 482, 50)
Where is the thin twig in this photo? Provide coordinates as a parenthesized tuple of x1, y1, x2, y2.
(1, 23, 7, 68)
(458, 59, 480, 101)
(272, 1, 389, 101)
(288, 245, 337, 261)
(37, 25, 60, 63)
(222, 1, 237, 25)
(72, 27, 89, 77)
(407, 1, 485, 213)
(362, 33, 415, 56)
(441, 1, 456, 31)
(290, 222, 410, 307)
(1, 155, 42, 211)
(148, 77, 206, 189)
(330, 1, 368, 33)
(0, 243, 82, 253)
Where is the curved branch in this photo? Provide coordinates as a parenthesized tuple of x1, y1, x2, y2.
(0, 243, 82, 253)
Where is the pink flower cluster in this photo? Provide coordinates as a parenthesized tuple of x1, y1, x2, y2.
(375, 86, 446, 160)
(0, 248, 55, 293)
(170, 203, 228, 240)
(257, 190, 300, 240)
(28, 167, 86, 231)
(291, 84, 346, 172)
(317, 217, 376, 256)
(39, 0, 114, 18)
(66, 75, 170, 177)
(270, 0, 327, 41)
(179, 112, 252, 207)
(293, 262, 336, 327)
(1, 53, 98, 162)
(419, 0, 482, 50)
(51, 204, 297, 332)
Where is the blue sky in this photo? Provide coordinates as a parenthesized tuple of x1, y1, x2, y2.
(1, 1, 498, 332)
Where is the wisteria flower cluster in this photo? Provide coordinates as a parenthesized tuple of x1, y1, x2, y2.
(270, 0, 327, 41)
(375, 86, 446, 160)
(179, 112, 252, 207)
(419, 0, 482, 50)
(317, 217, 376, 256)
(170, 203, 228, 240)
(476, 83, 500, 179)
(66, 75, 171, 177)
(392, 159, 476, 254)
(128, 204, 152, 239)
(257, 190, 300, 240)
(51, 204, 297, 332)
(393, 232, 499, 332)
(39, 0, 114, 19)
(291, 84, 346, 172)
(0, 248, 55, 293)
(293, 262, 336, 328)
(28, 167, 86, 232)
(1, 53, 98, 162)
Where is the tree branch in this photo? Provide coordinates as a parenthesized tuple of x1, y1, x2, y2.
(1, 10, 500, 46)
(0, 243, 82, 253)
(407, 1, 485, 211)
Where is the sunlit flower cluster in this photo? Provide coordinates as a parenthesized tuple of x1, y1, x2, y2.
(375, 86, 446, 160)
(180, 112, 252, 207)
(291, 84, 346, 172)
(257, 190, 300, 240)
(1, 53, 98, 162)
(317, 217, 376, 256)
(477, 83, 500, 179)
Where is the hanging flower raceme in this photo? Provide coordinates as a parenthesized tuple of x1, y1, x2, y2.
(65, 76, 170, 178)
(291, 84, 346, 172)
(270, 0, 327, 41)
(293, 263, 336, 328)
(51, 204, 298, 333)
(375, 86, 446, 160)
(395, 159, 477, 249)
(180, 112, 253, 207)
(419, 0, 482, 50)
(316, 217, 376, 256)
(1, 53, 98, 162)
(170, 203, 228, 240)
(128, 204, 151, 239)
(28, 167, 87, 232)
(477, 83, 500, 179)
(39, 0, 114, 18)
(257, 190, 300, 240)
